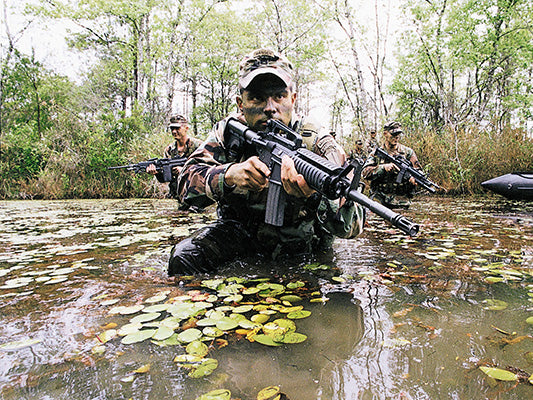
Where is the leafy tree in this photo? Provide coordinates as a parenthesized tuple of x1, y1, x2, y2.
(392, 0, 533, 132)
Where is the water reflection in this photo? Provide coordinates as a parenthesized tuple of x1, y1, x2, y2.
(0, 197, 532, 399)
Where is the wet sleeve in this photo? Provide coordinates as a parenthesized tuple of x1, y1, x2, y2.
(362, 152, 385, 180)
(176, 126, 235, 208)
(314, 135, 365, 239)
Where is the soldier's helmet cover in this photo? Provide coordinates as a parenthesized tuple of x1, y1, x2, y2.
(169, 115, 188, 129)
(383, 121, 403, 136)
(238, 48, 294, 90)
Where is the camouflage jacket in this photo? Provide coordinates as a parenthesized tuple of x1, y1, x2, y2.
(176, 113, 365, 257)
(154, 137, 203, 186)
(362, 143, 421, 206)
(164, 137, 203, 159)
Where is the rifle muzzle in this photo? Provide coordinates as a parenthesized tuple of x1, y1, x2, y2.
(392, 215, 419, 237)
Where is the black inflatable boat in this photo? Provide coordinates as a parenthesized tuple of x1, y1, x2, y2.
(481, 172, 533, 200)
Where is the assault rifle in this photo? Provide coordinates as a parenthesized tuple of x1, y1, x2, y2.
(224, 118, 419, 236)
(108, 156, 187, 182)
(374, 147, 440, 193)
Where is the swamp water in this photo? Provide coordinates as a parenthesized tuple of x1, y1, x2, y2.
(0, 197, 532, 400)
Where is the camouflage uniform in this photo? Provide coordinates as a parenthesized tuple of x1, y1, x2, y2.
(159, 136, 203, 199)
(169, 112, 365, 275)
(363, 143, 421, 209)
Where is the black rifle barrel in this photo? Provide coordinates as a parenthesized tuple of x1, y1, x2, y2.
(347, 188, 419, 236)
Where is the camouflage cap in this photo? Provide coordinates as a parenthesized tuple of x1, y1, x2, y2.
(238, 48, 293, 90)
(383, 121, 403, 136)
(169, 115, 188, 129)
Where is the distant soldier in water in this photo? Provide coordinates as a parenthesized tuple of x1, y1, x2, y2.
(362, 121, 422, 209)
(349, 138, 366, 162)
(365, 129, 378, 154)
(146, 115, 202, 199)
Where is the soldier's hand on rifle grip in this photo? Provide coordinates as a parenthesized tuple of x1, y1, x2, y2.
(224, 156, 270, 192)
(383, 163, 399, 173)
(172, 166, 183, 174)
(146, 164, 158, 175)
(281, 155, 316, 198)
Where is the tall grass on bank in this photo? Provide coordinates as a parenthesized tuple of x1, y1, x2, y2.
(403, 126, 533, 195)
(1, 121, 531, 199)
(0, 121, 173, 200)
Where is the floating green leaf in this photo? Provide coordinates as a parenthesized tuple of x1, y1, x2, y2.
(232, 304, 254, 313)
(251, 314, 270, 324)
(287, 310, 311, 320)
(280, 295, 302, 303)
(121, 329, 157, 345)
(195, 388, 231, 400)
(253, 334, 282, 347)
(152, 326, 174, 341)
(202, 326, 224, 337)
(479, 366, 517, 381)
(287, 281, 305, 289)
(188, 358, 218, 378)
(186, 340, 209, 357)
(96, 329, 117, 343)
(273, 332, 307, 344)
(482, 299, 508, 311)
(257, 386, 280, 400)
(145, 293, 168, 303)
(174, 354, 203, 366)
(119, 305, 145, 315)
(130, 312, 161, 324)
(177, 328, 203, 343)
(118, 323, 143, 336)
(143, 304, 169, 313)
(0, 338, 41, 351)
(216, 317, 239, 331)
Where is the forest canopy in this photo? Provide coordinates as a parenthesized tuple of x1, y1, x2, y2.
(1, 0, 532, 199)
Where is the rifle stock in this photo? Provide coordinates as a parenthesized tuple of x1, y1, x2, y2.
(225, 118, 419, 236)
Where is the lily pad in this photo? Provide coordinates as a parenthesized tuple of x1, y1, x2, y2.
(152, 325, 174, 341)
(143, 304, 169, 313)
(253, 334, 282, 347)
(257, 386, 281, 400)
(0, 338, 41, 351)
(195, 389, 231, 400)
(286, 310, 312, 319)
(121, 329, 157, 344)
(273, 332, 307, 344)
(144, 293, 168, 303)
(130, 312, 161, 324)
(186, 340, 209, 357)
(117, 323, 143, 336)
(96, 329, 117, 343)
(188, 358, 218, 378)
(174, 354, 203, 366)
(232, 304, 254, 313)
(279, 295, 302, 303)
(177, 328, 203, 343)
(482, 299, 508, 311)
(119, 305, 145, 315)
(479, 366, 517, 381)
(215, 317, 239, 331)
(202, 326, 224, 337)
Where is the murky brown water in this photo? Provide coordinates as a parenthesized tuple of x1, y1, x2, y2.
(0, 197, 532, 399)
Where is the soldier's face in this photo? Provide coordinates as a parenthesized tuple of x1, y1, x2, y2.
(384, 130, 400, 146)
(171, 125, 188, 141)
(237, 75, 296, 131)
